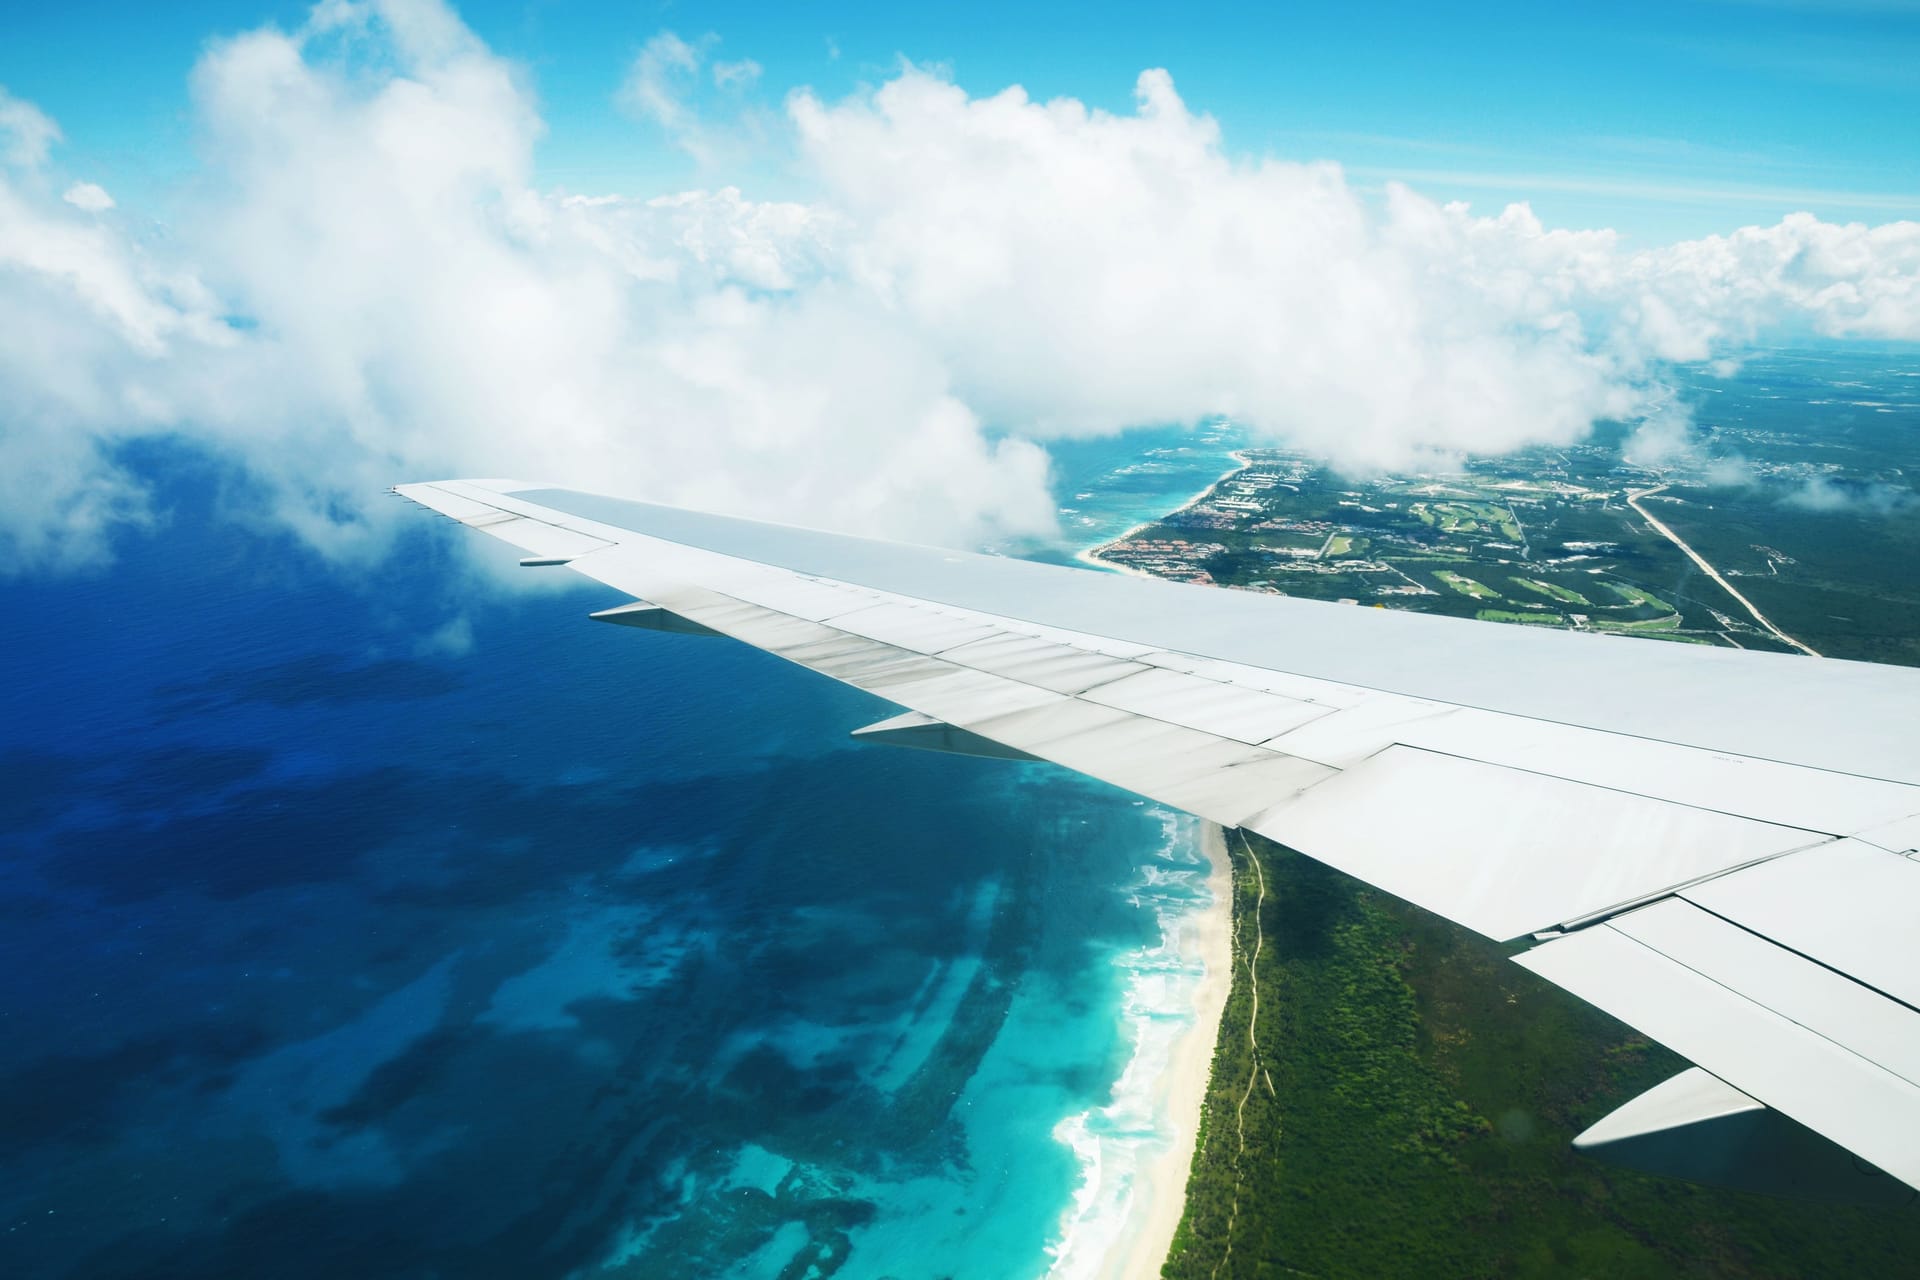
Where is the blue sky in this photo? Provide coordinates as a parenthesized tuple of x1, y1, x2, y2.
(2, 0, 1916, 572)
(7, 0, 1918, 243)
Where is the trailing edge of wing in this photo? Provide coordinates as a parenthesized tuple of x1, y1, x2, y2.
(397, 478, 1920, 1192)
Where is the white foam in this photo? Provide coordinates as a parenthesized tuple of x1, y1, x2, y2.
(1043, 810, 1213, 1280)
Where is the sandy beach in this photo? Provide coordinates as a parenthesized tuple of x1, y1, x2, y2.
(1044, 819, 1237, 1280)
(1121, 822, 1234, 1280)
(1074, 452, 1250, 576)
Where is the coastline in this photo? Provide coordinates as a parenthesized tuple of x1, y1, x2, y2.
(1123, 822, 1233, 1280)
(1045, 819, 1235, 1280)
(1074, 451, 1250, 577)
(1046, 442, 1248, 1278)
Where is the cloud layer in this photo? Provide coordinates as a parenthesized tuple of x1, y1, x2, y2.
(1, 0, 1916, 574)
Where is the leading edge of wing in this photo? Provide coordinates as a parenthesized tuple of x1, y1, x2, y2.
(395, 477, 1920, 938)
(399, 477, 1920, 1193)
(407, 478, 1920, 786)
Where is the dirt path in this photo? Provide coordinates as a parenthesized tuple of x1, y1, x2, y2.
(1212, 829, 1268, 1280)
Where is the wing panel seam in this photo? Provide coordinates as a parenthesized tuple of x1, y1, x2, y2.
(1600, 915, 1920, 1090)
(1675, 895, 1920, 1020)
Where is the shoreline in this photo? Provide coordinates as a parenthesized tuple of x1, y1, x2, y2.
(1122, 822, 1233, 1280)
(1046, 444, 1246, 1277)
(1073, 452, 1250, 577)
(1044, 819, 1235, 1280)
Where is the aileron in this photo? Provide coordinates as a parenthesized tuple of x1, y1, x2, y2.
(1518, 904, 1920, 1192)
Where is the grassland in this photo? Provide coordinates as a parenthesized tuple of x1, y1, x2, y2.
(1475, 608, 1564, 625)
(1605, 582, 1667, 609)
(1436, 570, 1498, 598)
(1512, 577, 1592, 606)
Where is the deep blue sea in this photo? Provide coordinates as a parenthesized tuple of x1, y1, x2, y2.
(0, 428, 1244, 1279)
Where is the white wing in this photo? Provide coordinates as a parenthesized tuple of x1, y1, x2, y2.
(398, 478, 1920, 1199)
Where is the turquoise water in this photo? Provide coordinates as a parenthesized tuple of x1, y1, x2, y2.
(0, 426, 1239, 1279)
(1042, 421, 1247, 556)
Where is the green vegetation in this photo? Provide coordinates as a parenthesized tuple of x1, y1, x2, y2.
(1591, 613, 1682, 632)
(1165, 835, 1920, 1278)
(1512, 577, 1592, 606)
(1604, 581, 1667, 610)
(1655, 484, 1920, 667)
(1436, 570, 1498, 599)
(1476, 609, 1564, 625)
(1128, 350, 1920, 1274)
(1261, 530, 1331, 554)
(1413, 500, 1523, 542)
(1104, 355, 1920, 664)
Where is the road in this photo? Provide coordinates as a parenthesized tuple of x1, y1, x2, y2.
(1626, 486, 1822, 658)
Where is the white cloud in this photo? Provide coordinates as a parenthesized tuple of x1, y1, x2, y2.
(0, 86, 60, 168)
(61, 181, 115, 212)
(785, 70, 1917, 470)
(414, 614, 475, 657)
(620, 31, 704, 145)
(618, 32, 772, 170)
(0, 0, 1915, 577)
(713, 58, 762, 92)
(0, 2, 1053, 572)
(1784, 475, 1917, 514)
(1632, 214, 1920, 342)
(790, 72, 1642, 469)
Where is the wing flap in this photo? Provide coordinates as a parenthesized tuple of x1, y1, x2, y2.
(1858, 813, 1920, 855)
(1396, 708, 1920, 838)
(397, 478, 1903, 942)
(400, 477, 1920, 1188)
(1681, 838, 1920, 1012)
(1518, 900, 1920, 1190)
(1243, 745, 1827, 939)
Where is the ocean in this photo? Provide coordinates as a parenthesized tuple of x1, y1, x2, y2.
(1028, 421, 1246, 560)
(0, 426, 1246, 1279)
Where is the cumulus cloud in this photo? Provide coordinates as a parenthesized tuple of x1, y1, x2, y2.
(0, 0, 1916, 576)
(1618, 215, 1920, 347)
(786, 66, 1917, 469)
(791, 74, 1638, 467)
(0, 3, 1052, 571)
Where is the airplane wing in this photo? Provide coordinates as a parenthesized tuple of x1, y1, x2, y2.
(396, 478, 1920, 1201)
